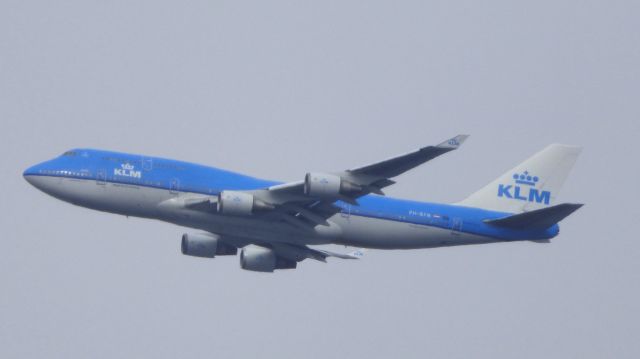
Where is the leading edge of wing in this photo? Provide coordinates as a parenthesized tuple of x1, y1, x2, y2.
(348, 134, 469, 178)
(248, 134, 469, 227)
(265, 134, 469, 195)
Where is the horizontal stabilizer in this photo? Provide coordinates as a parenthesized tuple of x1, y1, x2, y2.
(485, 203, 584, 230)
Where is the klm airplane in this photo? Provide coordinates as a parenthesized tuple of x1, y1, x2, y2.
(23, 135, 583, 272)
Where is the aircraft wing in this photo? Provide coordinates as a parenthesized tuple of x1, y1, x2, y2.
(348, 134, 469, 179)
(269, 243, 365, 263)
(262, 134, 467, 201)
(248, 135, 467, 220)
(255, 135, 469, 202)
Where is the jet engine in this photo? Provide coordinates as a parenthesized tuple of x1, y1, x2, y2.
(239, 245, 297, 272)
(181, 233, 237, 258)
(304, 172, 362, 199)
(217, 191, 274, 216)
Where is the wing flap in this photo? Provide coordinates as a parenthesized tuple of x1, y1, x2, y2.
(271, 243, 364, 263)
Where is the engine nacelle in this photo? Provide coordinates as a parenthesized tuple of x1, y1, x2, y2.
(181, 233, 237, 258)
(217, 191, 274, 216)
(239, 245, 297, 272)
(304, 172, 362, 199)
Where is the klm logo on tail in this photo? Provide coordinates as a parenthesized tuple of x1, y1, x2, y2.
(498, 171, 550, 204)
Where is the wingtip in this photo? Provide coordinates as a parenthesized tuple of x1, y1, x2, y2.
(348, 248, 367, 259)
(438, 134, 470, 148)
(456, 134, 470, 144)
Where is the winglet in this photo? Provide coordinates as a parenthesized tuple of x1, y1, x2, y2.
(437, 134, 469, 149)
(347, 248, 366, 259)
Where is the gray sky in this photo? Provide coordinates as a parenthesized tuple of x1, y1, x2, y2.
(1, 1, 639, 358)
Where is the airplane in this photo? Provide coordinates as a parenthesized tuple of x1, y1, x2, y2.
(23, 135, 583, 272)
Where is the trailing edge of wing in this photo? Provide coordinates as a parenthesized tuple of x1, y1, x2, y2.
(270, 243, 365, 263)
(348, 134, 469, 179)
(263, 134, 469, 197)
(248, 135, 469, 224)
(315, 248, 365, 260)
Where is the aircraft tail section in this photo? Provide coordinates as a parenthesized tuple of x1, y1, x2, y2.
(458, 144, 582, 213)
(484, 203, 583, 230)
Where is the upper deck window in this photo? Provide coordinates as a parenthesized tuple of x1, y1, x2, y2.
(62, 151, 77, 157)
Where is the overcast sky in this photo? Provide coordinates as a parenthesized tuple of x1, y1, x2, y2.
(1, 1, 639, 358)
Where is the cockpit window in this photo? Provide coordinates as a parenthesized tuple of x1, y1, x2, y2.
(62, 151, 77, 157)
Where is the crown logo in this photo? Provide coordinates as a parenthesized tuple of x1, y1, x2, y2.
(121, 163, 134, 170)
(512, 171, 539, 186)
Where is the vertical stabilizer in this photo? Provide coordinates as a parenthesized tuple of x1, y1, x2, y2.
(458, 144, 582, 213)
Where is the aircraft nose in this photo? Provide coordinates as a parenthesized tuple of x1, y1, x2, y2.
(23, 162, 48, 187)
(23, 164, 40, 177)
